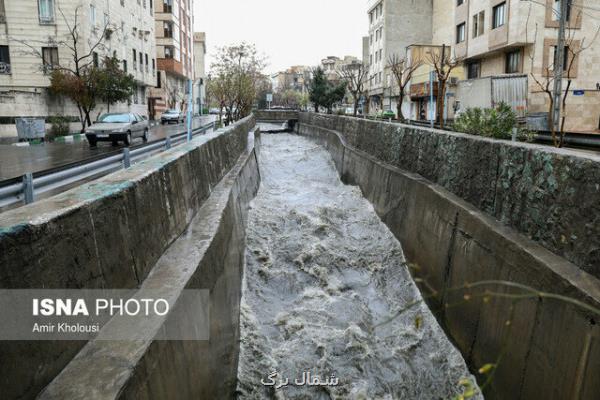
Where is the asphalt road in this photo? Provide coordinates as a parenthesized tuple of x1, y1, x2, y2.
(0, 116, 216, 181)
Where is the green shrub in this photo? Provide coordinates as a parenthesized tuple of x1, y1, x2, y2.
(47, 116, 71, 140)
(454, 102, 517, 140)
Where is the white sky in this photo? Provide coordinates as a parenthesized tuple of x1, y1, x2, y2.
(194, 0, 370, 75)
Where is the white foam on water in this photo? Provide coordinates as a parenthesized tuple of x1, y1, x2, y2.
(236, 134, 481, 400)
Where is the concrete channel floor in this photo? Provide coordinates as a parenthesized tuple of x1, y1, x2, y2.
(236, 133, 481, 399)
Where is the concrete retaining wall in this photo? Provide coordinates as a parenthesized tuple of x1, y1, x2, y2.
(298, 118, 600, 400)
(298, 113, 600, 279)
(254, 109, 299, 121)
(0, 117, 257, 399)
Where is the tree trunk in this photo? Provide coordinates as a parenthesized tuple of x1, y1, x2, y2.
(397, 90, 405, 122)
(353, 97, 359, 117)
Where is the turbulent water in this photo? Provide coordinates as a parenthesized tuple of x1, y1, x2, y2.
(236, 134, 479, 400)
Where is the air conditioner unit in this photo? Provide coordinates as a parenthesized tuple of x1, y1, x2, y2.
(450, 77, 459, 85)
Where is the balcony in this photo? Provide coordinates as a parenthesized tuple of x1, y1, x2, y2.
(410, 82, 439, 100)
(157, 58, 185, 78)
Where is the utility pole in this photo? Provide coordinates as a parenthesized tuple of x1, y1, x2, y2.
(187, 79, 193, 142)
(552, 0, 569, 133)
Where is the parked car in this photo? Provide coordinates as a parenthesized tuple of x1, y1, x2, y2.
(161, 109, 185, 124)
(209, 108, 221, 115)
(376, 110, 396, 120)
(85, 113, 149, 147)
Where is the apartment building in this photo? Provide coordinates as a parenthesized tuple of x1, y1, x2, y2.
(193, 32, 206, 114)
(149, 0, 194, 120)
(365, 0, 433, 114)
(271, 66, 311, 95)
(0, 0, 156, 139)
(450, 0, 600, 132)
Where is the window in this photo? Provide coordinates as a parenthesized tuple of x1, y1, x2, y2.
(493, 2, 506, 29)
(457, 0, 464, 5)
(163, 0, 172, 13)
(553, 45, 570, 71)
(132, 49, 137, 70)
(165, 46, 173, 59)
(139, 51, 143, 69)
(473, 11, 485, 37)
(123, 59, 128, 72)
(0, 45, 10, 74)
(164, 21, 173, 38)
(145, 53, 149, 71)
(92, 52, 99, 67)
(90, 4, 96, 25)
(456, 23, 466, 43)
(552, 0, 572, 22)
(157, 71, 162, 88)
(505, 50, 521, 73)
(152, 58, 155, 75)
(467, 61, 481, 79)
(42, 47, 59, 73)
(38, 0, 55, 23)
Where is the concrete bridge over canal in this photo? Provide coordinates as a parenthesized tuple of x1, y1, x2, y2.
(1, 111, 599, 399)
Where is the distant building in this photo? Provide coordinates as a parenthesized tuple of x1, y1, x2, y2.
(0, 0, 156, 140)
(320, 55, 360, 83)
(193, 32, 206, 114)
(271, 66, 311, 95)
(149, 0, 194, 120)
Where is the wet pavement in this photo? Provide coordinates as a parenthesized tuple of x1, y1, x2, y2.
(0, 116, 215, 181)
(237, 133, 480, 399)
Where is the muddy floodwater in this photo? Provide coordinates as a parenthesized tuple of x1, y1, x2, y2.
(236, 134, 479, 400)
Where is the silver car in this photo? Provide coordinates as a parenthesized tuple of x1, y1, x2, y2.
(85, 113, 149, 147)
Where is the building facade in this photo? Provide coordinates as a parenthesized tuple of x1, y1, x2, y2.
(451, 0, 600, 132)
(149, 0, 194, 120)
(365, 0, 600, 132)
(193, 32, 206, 115)
(0, 0, 156, 139)
(365, 0, 433, 114)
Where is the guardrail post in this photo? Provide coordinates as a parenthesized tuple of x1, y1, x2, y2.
(22, 173, 34, 204)
(165, 135, 172, 149)
(123, 148, 131, 169)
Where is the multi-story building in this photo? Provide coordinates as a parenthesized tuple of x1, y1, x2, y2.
(320, 55, 360, 83)
(193, 32, 206, 115)
(149, 0, 194, 120)
(450, 0, 600, 132)
(0, 0, 156, 140)
(365, 0, 433, 114)
(271, 66, 311, 95)
(365, 0, 600, 132)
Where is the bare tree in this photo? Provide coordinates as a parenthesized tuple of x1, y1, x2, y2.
(427, 45, 462, 129)
(525, 3, 599, 147)
(387, 54, 423, 122)
(337, 62, 368, 117)
(13, 6, 113, 130)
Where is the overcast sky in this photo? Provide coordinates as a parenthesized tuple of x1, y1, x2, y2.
(194, 0, 369, 75)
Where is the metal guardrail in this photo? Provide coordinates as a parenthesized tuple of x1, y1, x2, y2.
(0, 122, 216, 209)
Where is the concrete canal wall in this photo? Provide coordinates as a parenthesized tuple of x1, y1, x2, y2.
(298, 113, 600, 400)
(0, 117, 260, 399)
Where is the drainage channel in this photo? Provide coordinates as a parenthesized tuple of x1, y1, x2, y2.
(236, 133, 481, 399)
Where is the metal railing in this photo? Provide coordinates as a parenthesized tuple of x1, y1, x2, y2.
(0, 122, 216, 210)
